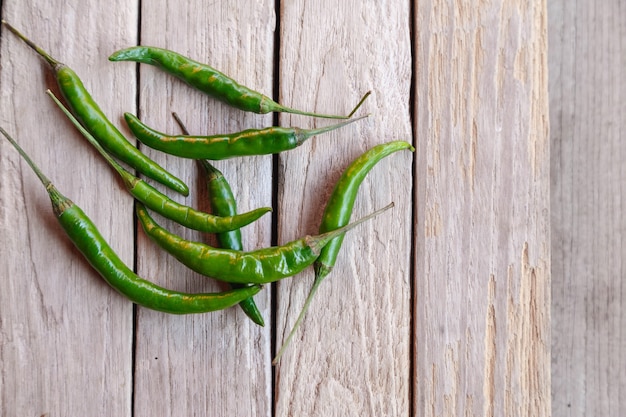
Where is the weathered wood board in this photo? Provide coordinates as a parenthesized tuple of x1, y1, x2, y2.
(0, 1, 552, 416)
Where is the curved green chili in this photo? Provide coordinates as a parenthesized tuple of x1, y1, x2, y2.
(273, 140, 414, 364)
(173, 112, 265, 326)
(124, 112, 368, 160)
(47, 90, 271, 234)
(109, 46, 370, 119)
(0, 126, 261, 314)
(136, 201, 393, 284)
(2, 21, 189, 196)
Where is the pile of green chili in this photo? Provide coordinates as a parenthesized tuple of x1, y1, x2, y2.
(2, 20, 413, 362)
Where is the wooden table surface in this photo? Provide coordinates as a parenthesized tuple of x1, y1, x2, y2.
(0, 1, 619, 417)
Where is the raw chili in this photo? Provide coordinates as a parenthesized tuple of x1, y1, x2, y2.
(109, 45, 370, 119)
(135, 201, 393, 284)
(124, 112, 368, 160)
(2, 21, 189, 196)
(0, 126, 261, 314)
(173, 112, 265, 326)
(273, 140, 415, 363)
(200, 160, 266, 326)
(48, 91, 271, 234)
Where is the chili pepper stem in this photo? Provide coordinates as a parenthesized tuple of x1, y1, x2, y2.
(171, 113, 221, 207)
(172, 112, 190, 135)
(0, 126, 71, 216)
(1, 126, 51, 186)
(2, 20, 62, 70)
(272, 268, 329, 365)
(306, 202, 394, 254)
(176, 110, 368, 142)
(347, 91, 371, 118)
(294, 114, 369, 146)
(262, 90, 371, 119)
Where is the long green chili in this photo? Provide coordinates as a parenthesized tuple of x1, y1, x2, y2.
(124, 112, 368, 160)
(2, 21, 189, 196)
(0, 126, 261, 314)
(109, 46, 369, 119)
(273, 140, 415, 364)
(136, 201, 393, 284)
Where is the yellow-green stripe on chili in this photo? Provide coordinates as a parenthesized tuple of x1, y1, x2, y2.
(136, 201, 393, 284)
(109, 46, 370, 119)
(273, 140, 415, 364)
(124, 112, 368, 160)
(173, 112, 265, 326)
(0, 127, 261, 314)
(47, 91, 271, 234)
(2, 21, 189, 196)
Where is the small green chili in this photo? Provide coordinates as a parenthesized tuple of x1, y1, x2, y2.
(124, 112, 368, 160)
(109, 45, 370, 119)
(0, 126, 261, 314)
(136, 201, 393, 284)
(2, 21, 189, 196)
(47, 91, 271, 234)
(173, 112, 265, 326)
(200, 160, 266, 326)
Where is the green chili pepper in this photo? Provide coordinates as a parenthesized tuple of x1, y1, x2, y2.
(2, 21, 189, 196)
(124, 112, 368, 160)
(200, 160, 266, 326)
(47, 91, 271, 234)
(273, 140, 415, 364)
(173, 112, 265, 326)
(0, 126, 261, 314)
(109, 45, 370, 119)
(136, 201, 393, 284)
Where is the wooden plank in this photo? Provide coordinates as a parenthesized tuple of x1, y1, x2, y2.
(549, 1, 626, 416)
(273, 1, 413, 416)
(414, 1, 551, 416)
(132, 1, 275, 416)
(0, 1, 137, 416)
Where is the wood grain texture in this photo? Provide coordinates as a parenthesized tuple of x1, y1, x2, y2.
(0, 0, 555, 416)
(273, 1, 413, 416)
(0, 1, 137, 416)
(414, 1, 550, 416)
(133, 1, 275, 416)
(549, 1, 626, 416)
